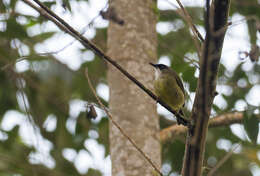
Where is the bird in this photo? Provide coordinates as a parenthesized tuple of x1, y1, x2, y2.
(150, 63, 185, 115)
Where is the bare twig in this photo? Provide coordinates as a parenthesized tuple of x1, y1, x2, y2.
(10, 40, 38, 136)
(17, 76, 36, 127)
(175, 0, 204, 42)
(164, 0, 204, 42)
(21, 0, 189, 126)
(1, 52, 74, 71)
(15, 73, 42, 152)
(1, 2, 108, 71)
(3, 66, 69, 116)
(48, 2, 108, 54)
(164, 0, 203, 58)
(160, 124, 187, 142)
(207, 144, 241, 176)
(174, 0, 204, 59)
(85, 69, 162, 176)
(160, 112, 252, 142)
(158, 41, 200, 69)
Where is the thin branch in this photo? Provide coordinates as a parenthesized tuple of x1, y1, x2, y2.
(1, 52, 74, 72)
(158, 41, 200, 69)
(164, 0, 203, 58)
(17, 76, 36, 128)
(1, 8, 105, 71)
(10, 40, 39, 142)
(174, 0, 204, 59)
(85, 69, 162, 176)
(45, 2, 108, 54)
(190, 30, 203, 59)
(160, 112, 249, 142)
(165, 0, 204, 42)
(207, 143, 241, 176)
(175, 0, 204, 42)
(21, 0, 189, 126)
(160, 124, 187, 142)
(228, 15, 259, 29)
(3, 66, 70, 117)
(208, 112, 244, 127)
(15, 73, 43, 152)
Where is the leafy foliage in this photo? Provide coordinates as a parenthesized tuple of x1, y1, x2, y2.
(243, 106, 259, 144)
(0, 0, 259, 176)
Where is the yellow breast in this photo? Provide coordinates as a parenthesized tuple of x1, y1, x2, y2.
(154, 75, 184, 111)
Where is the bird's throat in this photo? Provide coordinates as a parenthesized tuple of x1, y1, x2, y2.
(154, 69, 161, 80)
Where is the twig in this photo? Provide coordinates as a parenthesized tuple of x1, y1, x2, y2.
(175, 0, 204, 42)
(11, 39, 38, 134)
(17, 77, 35, 127)
(164, 0, 203, 58)
(16, 74, 41, 151)
(160, 112, 251, 142)
(1, 52, 72, 71)
(21, 0, 189, 126)
(228, 15, 259, 29)
(85, 69, 162, 176)
(10, 69, 69, 116)
(1, 3, 107, 71)
(47, 2, 108, 54)
(207, 143, 240, 176)
(158, 41, 200, 69)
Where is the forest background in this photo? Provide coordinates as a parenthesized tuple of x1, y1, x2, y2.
(0, 0, 260, 176)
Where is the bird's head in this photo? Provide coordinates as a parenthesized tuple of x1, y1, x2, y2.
(149, 63, 169, 80)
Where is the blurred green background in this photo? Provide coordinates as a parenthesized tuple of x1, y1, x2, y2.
(0, 0, 260, 175)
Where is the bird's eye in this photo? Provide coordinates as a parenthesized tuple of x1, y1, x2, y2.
(158, 64, 167, 70)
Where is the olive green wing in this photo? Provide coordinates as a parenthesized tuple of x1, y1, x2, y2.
(171, 70, 186, 107)
(172, 71, 185, 95)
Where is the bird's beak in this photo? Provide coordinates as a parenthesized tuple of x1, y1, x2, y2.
(149, 62, 157, 68)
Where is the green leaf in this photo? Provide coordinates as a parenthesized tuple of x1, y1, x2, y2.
(62, 0, 72, 11)
(87, 168, 102, 176)
(4, 125, 19, 148)
(3, 18, 28, 39)
(10, 0, 18, 9)
(96, 118, 109, 156)
(30, 32, 56, 43)
(243, 106, 259, 144)
(26, 18, 42, 27)
(0, 1, 6, 13)
(42, 1, 56, 8)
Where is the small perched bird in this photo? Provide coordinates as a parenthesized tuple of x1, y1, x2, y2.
(150, 63, 185, 114)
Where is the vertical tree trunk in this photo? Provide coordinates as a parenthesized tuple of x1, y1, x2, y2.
(107, 0, 161, 175)
(182, 1, 230, 175)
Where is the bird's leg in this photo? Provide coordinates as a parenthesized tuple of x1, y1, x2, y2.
(176, 109, 185, 125)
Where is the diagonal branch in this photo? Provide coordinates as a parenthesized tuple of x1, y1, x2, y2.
(85, 69, 162, 176)
(175, 0, 204, 42)
(165, 0, 203, 58)
(21, 0, 189, 126)
(207, 143, 241, 176)
(165, 0, 204, 42)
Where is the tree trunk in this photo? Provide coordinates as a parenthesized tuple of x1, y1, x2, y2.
(182, 1, 230, 175)
(107, 0, 161, 175)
